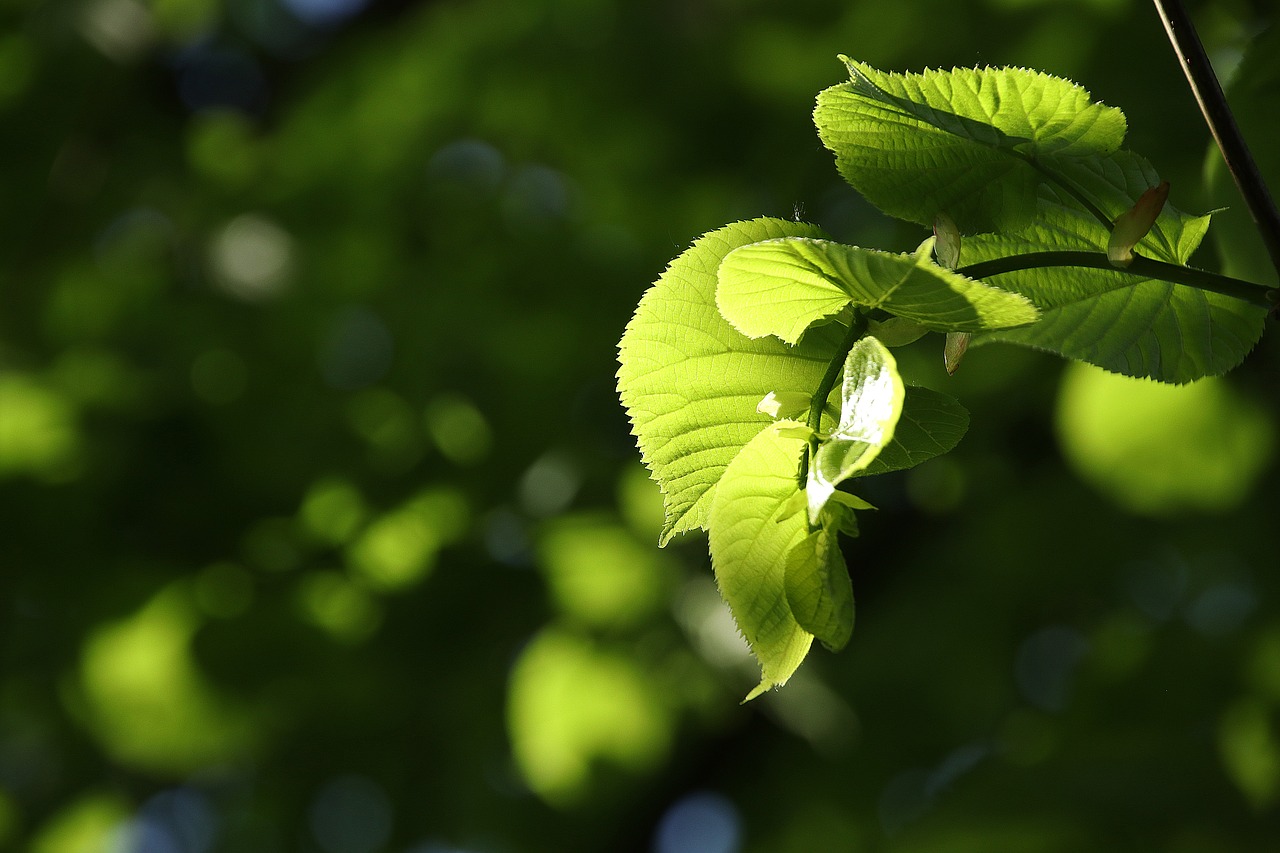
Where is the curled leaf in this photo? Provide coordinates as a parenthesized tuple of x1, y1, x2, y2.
(807, 337, 904, 525)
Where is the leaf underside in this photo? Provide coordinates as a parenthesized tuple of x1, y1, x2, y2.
(815, 58, 1127, 233)
(718, 237, 1039, 343)
(967, 197, 1265, 382)
(708, 422, 816, 699)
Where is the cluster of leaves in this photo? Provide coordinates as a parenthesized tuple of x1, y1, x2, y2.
(617, 59, 1273, 698)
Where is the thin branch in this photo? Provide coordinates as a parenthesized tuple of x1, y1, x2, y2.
(1152, 0, 1280, 279)
(958, 250, 1277, 308)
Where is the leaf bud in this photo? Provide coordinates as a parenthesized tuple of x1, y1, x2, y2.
(944, 331, 971, 375)
(933, 212, 961, 269)
(1108, 180, 1169, 268)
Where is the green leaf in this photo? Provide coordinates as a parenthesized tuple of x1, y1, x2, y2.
(860, 386, 970, 477)
(784, 525, 853, 652)
(1041, 150, 1210, 264)
(814, 58, 1127, 232)
(717, 237, 1038, 342)
(707, 422, 815, 700)
(807, 336, 904, 524)
(617, 218, 848, 544)
(966, 202, 1266, 382)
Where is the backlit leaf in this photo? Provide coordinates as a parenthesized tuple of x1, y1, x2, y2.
(807, 337, 904, 525)
(717, 237, 1038, 342)
(967, 201, 1265, 382)
(707, 422, 815, 699)
(617, 218, 848, 544)
(815, 59, 1127, 232)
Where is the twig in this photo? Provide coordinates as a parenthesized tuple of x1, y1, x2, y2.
(1151, 0, 1280, 281)
(958, 250, 1276, 309)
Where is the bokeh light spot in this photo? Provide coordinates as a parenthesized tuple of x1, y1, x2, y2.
(1187, 579, 1256, 637)
(653, 791, 741, 853)
(297, 571, 381, 643)
(507, 629, 672, 805)
(1219, 699, 1280, 810)
(427, 139, 505, 199)
(209, 214, 294, 301)
(1056, 364, 1275, 516)
(187, 110, 261, 188)
(502, 165, 572, 234)
(29, 793, 129, 853)
(0, 374, 82, 482)
(283, 0, 371, 28)
(617, 464, 666, 541)
(79, 0, 156, 62)
(299, 477, 368, 546)
(518, 451, 581, 517)
(536, 515, 673, 629)
(346, 488, 469, 591)
(344, 388, 423, 472)
(425, 394, 492, 466)
(76, 584, 254, 773)
(113, 786, 219, 853)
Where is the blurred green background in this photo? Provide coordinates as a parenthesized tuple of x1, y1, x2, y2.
(2, 0, 1280, 850)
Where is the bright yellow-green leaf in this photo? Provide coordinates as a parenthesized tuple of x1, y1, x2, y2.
(807, 337, 905, 525)
(717, 237, 1038, 343)
(816, 59, 1127, 232)
(707, 422, 816, 699)
(617, 218, 847, 544)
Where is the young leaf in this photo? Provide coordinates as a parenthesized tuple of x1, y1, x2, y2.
(707, 422, 816, 700)
(617, 218, 848, 544)
(966, 202, 1266, 382)
(815, 59, 1127, 232)
(717, 237, 1038, 341)
(784, 525, 854, 652)
(807, 336, 905, 525)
